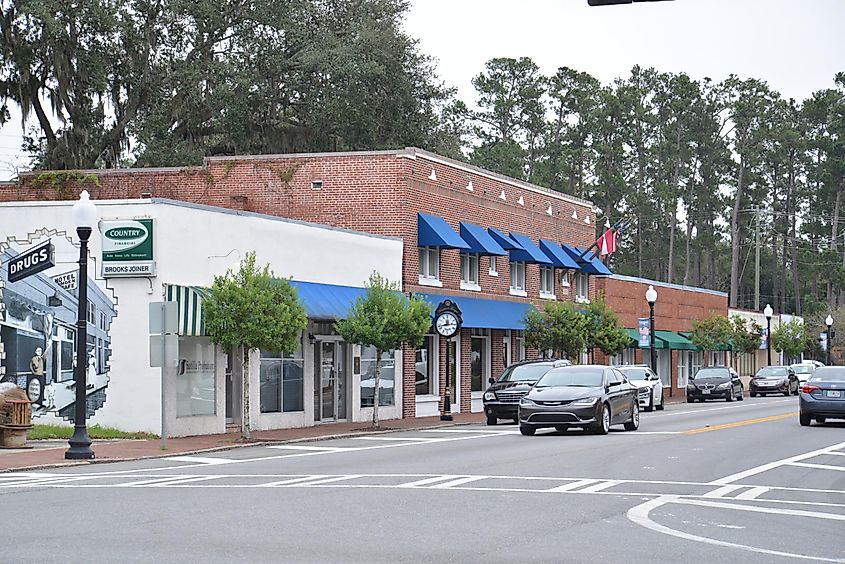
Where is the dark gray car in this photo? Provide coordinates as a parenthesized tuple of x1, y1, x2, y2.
(799, 366, 845, 426)
(517, 365, 639, 436)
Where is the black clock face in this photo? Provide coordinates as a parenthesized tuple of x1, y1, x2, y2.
(436, 312, 459, 337)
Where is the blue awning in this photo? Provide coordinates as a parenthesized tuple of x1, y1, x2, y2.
(290, 280, 369, 320)
(460, 222, 507, 256)
(418, 213, 470, 249)
(488, 227, 522, 251)
(415, 293, 536, 330)
(539, 240, 580, 269)
(561, 245, 612, 275)
(508, 232, 553, 265)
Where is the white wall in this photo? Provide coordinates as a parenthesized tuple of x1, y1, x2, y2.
(0, 199, 403, 434)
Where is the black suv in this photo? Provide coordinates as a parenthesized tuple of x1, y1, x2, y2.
(483, 359, 570, 425)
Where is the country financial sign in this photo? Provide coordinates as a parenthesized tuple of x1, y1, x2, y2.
(7, 239, 55, 283)
(101, 218, 156, 277)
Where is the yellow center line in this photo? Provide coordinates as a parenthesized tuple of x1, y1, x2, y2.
(682, 412, 798, 435)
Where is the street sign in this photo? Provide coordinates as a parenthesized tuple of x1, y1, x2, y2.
(149, 301, 178, 334)
(101, 218, 156, 277)
(7, 239, 55, 283)
(150, 334, 179, 368)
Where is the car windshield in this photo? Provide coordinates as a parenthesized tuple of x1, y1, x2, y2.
(791, 365, 815, 374)
(756, 367, 787, 378)
(693, 368, 730, 380)
(808, 368, 845, 383)
(536, 367, 604, 388)
(498, 363, 555, 382)
(618, 368, 649, 380)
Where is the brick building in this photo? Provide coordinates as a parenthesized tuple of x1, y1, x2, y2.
(1, 148, 611, 423)
(595, 275, 729, 397)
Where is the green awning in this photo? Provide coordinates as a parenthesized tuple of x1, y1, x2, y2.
(165, 284, 211, 336)
(655, 330, 697, 350)
(624, 328, 667, 349)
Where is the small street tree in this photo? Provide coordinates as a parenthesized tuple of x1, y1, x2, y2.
(689, 314, 732, 365)
(204, 251, 307, 440)
(584, 296, 630, 359)
(730, 315, 763, 368)
(771, 320, 807, 361)
(523, 302, 588, 360)
(335, 273, 431, 429)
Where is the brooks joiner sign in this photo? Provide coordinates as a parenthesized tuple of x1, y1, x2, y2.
(101, 218, 156, 277)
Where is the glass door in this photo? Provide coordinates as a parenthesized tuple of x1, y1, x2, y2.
(314, 340, 348, 422)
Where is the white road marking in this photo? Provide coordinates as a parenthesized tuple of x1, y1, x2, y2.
(680, 497, 845, 522)
(397, 475, 463, 488)
(260, 476, 329, 487)
(657, 399, 794, 417)
(266, 445, 359, 452)
(788, 461, 845, 472)
(709, 440, 845, 485)
(577, 480, 624, 493)
(734, 486, 770, 500)
(349, 436, 444, 442)
(423, 429, 519, 434)
(547, 479, 602, 492)
(299, 475, 364, 487)
(431, 476, 486, 488)
(826, 452, 845, 457)
(163, 456, 238, 465)
(702, 485, 743, 499)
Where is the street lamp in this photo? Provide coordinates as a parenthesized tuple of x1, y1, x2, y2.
(764, 304, 773, 366)
(65, 190, 98, 460)
(645, 285, 657, 378)
(826, 314, 834, 366)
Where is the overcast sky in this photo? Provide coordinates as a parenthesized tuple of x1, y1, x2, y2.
(0, 0, 843, 179)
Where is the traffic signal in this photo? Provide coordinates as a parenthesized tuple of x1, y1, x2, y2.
(588, 0, 673, 5)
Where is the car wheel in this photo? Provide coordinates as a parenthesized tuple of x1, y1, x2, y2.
(519, 424, 536, 436)
(783, 388, 791, 397)
(591, 403, 610, 435)
(750, 391, 757, 398)
(726, 392, 733, 402)
(624, 402, 640, 431)
(816, 417, 826, 424)
(645, 394, 654, 412)
(686, 397, 694, 403)
(656, 394, 665, 411)
(486, 415, 497, 426)
(799, 412, 811, 426)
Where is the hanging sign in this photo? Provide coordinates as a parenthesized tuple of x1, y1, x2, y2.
(7, 239, 55, 283)
(101, 219, 156, 277)
(52, 270, 78, 291)
(638, 317, 650, 347)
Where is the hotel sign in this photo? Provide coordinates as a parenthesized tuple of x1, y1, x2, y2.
(101, 219, 156, 277)
(8, 239, 55, 283)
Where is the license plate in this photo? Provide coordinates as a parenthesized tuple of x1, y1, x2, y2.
(702, 389, 710, 395)
(826, 390, 841, 398)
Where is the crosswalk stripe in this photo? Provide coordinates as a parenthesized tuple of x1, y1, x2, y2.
(788, 462, 845, 472)
(164, 456, 236, 465)
(261, 476, 329, 487)
(397, 475, 459, 488)
(735, 486, 770, 500)
(265, 445, 358, 452)
(350, 437, 443, 442)
(578, 480, 624, 493)
(299, 475, 364, 487)
(703, 485, 743, 498)
(431, 476, 486, 488)
(547, 479, 602, 492)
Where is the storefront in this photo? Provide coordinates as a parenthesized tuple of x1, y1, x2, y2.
(0, 198, 402, 435)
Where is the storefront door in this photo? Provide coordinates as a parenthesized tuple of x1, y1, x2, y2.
(314, 340, 348, 422)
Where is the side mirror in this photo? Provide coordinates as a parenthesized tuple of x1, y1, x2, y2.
(607, 380, 622, 388)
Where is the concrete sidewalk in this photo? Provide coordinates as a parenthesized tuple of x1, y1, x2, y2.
(0, 412, 486, 473)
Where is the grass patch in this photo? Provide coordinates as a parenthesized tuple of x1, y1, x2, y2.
(28, 424, 158, 441)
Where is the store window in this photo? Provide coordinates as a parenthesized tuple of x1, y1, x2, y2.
(418, 247, 440, 282)
(515, 332, 526, 361)
(260, 338, 305, 413)
(460, 253, 480, 289)
(489, 256, 498, 276)
(471, 329, 490, 392)
(539, 266, 555, 297)
(708, 351, 726, 367)
(87, 300, 96, 324)
(510, 261, 526, 293)
(361, 347, 395, 407)
(575, 273, 589, 302)
(176, 337, 216, 417)
(415, 335, 437, 395)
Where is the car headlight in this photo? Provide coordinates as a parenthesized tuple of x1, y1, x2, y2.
(519, 397, 536, 407)
(483, 391, 496, 401)
(716, 382, 731, 390)
(571, 397, 598, 406)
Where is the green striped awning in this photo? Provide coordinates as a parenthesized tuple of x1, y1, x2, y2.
(164, 284, 211, 336)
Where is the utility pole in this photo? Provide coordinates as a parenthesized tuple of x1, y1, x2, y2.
(754, 208, 760, 311)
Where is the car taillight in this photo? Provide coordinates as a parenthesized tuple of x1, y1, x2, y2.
(802, 384, 818, 394)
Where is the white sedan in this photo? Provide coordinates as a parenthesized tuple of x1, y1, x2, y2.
(616, 365, 664, 412)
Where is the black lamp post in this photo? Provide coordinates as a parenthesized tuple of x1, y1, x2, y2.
(764, 304, 773, 366)
(826, 314, 834, 366)
(65, 190, 98, 460)
(646, 285, 657, 377)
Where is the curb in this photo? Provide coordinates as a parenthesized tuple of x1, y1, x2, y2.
(0, 420, 480, 474)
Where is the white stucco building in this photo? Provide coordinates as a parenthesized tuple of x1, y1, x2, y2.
(0, 198, 404, 436)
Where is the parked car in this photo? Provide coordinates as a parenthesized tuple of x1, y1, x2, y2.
(518, 365, 639, 436)
(483, 359, 570, 425)
(615, 365, 664, 412)
(749, 366, 799, 397)
(799, 366, 845, 426)
(790, 363, 817, 388)
(686, 367, 744, 402)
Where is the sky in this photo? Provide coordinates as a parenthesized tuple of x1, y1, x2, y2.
(0, 0, 843, 180)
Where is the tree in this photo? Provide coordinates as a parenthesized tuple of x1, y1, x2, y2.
(730, 315, 763, 368)
(771, 320, 807, 360)
(204, 251, 307, 440)
(523, 302, 588, 360)
(334, 272, 431, 429)
(584, 295, 630, 357)
(689, 314, 732, 362)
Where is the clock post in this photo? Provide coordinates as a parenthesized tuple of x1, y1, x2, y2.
(434, 300, 462, 421)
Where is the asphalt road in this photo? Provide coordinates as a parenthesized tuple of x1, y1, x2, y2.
(3, 395, 844, 564)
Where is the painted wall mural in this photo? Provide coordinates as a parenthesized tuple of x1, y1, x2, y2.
(0, 230, 116, 421)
